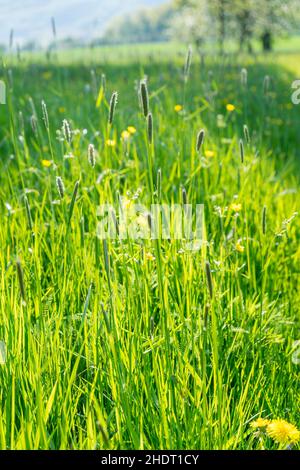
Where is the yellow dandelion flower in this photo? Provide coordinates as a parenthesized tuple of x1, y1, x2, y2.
(174, 104, 183, 113)
(106, 139, 116, 147)
(235, 242, 245, 253)
(41, 159, 52, 168)
(230, 203, 242, 212)
(250, 418, 271, 429)
(42, 71, 52, 80)
(127, 126, 136, 134)
(204, 150, 215, 158)
(267, 419, 300, 445)
(58, 106, 66, 114)
(226, 103, 235, 112)
(145, 252, 155, 261)
(121, 130, 130, 140)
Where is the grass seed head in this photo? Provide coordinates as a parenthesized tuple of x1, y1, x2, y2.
(41, 100, 49, 130)
(241, 68, 248, 87)
(243, 124, 250, 144)
(184, 45, 192, 82)
(205, 261, 213, 299)
(140, 80, 149, 117)
(262, 205, 267, 235)
(30, 115, 38, 136)
(62, 119, 72, 144)
(56, 176, 65, 199)
(88, 143, 96, 168)
(108, 91, 118, 125)
(239, 139, 244, 163)
(16, 259, 26, 301)
(196, 129, 205, 153)
(147, 112, 153, 144)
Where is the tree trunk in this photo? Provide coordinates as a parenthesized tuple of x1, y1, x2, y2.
(261, 31, 272, 51)
(218, 0, 225, 54)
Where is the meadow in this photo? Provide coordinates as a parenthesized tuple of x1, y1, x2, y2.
(0, 43, 299, 450)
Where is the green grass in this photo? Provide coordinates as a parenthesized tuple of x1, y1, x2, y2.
(6, 35, 300, 66)
(0, 45, 299, 450)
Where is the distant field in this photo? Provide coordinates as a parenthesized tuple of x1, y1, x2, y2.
(3, 35, 300, 66)
(0, 39, 299, 450)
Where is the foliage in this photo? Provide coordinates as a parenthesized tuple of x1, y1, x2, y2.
(101, 4, 174, 45)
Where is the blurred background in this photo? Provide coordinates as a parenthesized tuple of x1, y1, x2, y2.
(0, 0, 299, 54)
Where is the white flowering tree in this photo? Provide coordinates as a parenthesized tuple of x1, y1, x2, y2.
(173, 0, 300, 52)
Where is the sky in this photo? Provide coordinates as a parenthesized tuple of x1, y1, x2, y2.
(0, 0, 164, 46)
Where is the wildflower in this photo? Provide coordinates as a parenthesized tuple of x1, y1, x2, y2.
(121, 130, 130, 141)
(267, 419, 300, 445)
(58, 106, 66, 114)
(174, 104, 183, 113)
(41, 159, 52, 168)
(250, 418, 271, 430)
(127, 126, 136, 134)
(204, 150, 215, 158)
(42, 71, 52, 80)
(235, 241, 245, 253)
(145, 252, 155, 261)
(230, 203, 242, 212)
(106, 139, 116, 147)
(226, 103, 235, 112)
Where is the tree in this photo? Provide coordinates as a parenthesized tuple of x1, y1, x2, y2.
(254, 0, 300, 51)
(101, 5, 174, 45)
(173, 0, 300, 52)
(174, 0, 231, 53)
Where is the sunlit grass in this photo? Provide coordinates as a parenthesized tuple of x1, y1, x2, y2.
(0, 45, 299, 450)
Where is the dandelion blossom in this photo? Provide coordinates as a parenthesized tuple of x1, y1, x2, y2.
(174, 104, 183, 113)
(106, 139, 116, 147)
(42, 159, 52, 168)
(127, 126, 136, 134)
(267, 419, 300, 445)
(230, 203, 242, 212)
(226, 103, 235, 112)
(204, 150, 215, 158)
(250, 418, 271, 429)
(121, 130, 130, 141)
(235, 241, 245, 253)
